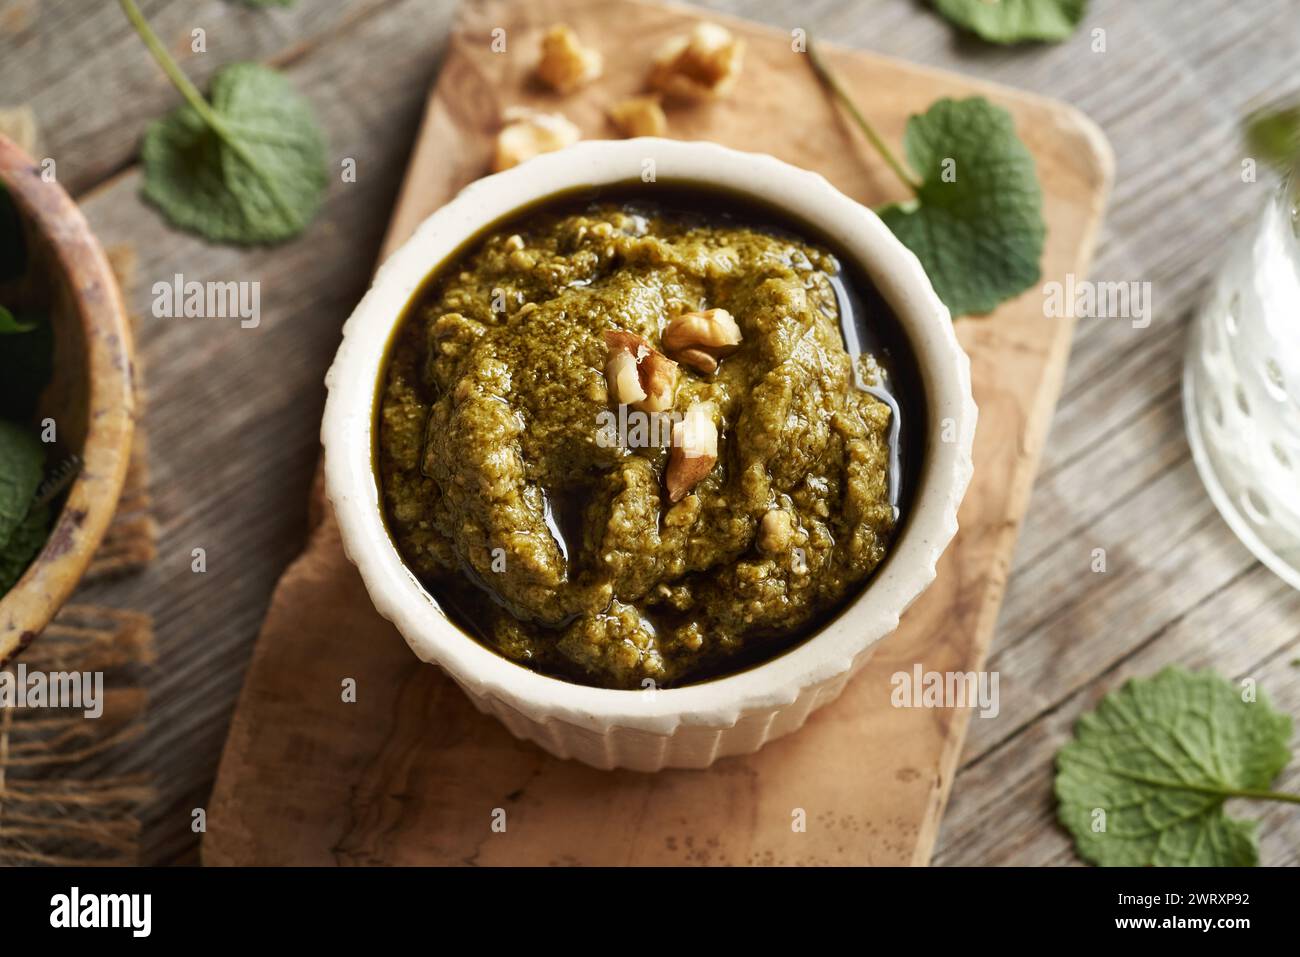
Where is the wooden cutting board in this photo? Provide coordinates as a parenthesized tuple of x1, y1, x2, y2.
(202, 0, 1111, 866)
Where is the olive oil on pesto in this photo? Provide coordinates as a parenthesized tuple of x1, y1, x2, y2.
(376, 184, 925, 689)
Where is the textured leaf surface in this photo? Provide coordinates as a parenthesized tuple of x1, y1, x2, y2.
(141, 62, 327, 245)
(934, 0, 1087, 44)
(0, 418, 44, 552)
(1056, 668, 1293, 866)
(879, 97, 1045, 317)
(0, 501, 49, 594)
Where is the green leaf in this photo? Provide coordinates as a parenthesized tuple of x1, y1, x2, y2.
(0, 311, 53, 418)
(0, 418, 45, 553)
(1245, 103, 1300, 174)
(0, 500, 49, 595)
(0, 305, 35, 334)
(1056, 667, 1295, 867)
(141, 62, 327, 245)
(933, 0, 1088, 44)
(879, 97, 1045, 317)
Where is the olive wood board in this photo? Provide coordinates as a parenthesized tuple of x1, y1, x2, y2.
(202, 0, 1112, 866)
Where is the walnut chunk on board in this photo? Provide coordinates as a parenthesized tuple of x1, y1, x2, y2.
(647, 22, 745, 101)
(606, 96, 668, 138)
(535, 24, 603, 94)
(493, 107, 582, 172)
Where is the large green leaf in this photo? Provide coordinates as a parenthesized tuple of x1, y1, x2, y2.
(1056, 667, 1294, 866)
(934, 0, 1088, 44)
(141, 62, 327, 245)
(879, 97, 1045, 317)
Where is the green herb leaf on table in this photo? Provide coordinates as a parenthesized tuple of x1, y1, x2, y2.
(1056, 667, 1298, 867)
(878, 97, 1045, 317)
(807, 43, 1046, 318)
(121, 0, 327, 245)
(933, 0, 1088, 45)
(1245, 103, 1300, 175)
(0, 418, 46, 553)
(141, 63, 328, 244)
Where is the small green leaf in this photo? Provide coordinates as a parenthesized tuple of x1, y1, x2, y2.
(1245, 103, 1300, 174)
(0, 500, 49, 595)
(933, 0, 1088, 44)
(0, 418, 45, 553)
(879, 97, 1045, 317)
(1056, 667, 1295, 867)
(141, 62, 328, 245)
(0, 305, 35, 334)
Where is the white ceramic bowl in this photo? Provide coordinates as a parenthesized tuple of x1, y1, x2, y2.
(322, 139, 976, 771)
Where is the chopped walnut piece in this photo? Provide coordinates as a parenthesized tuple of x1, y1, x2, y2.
(639, 356, 679, 413)
(662, 308, 742, 374)
(492, 107, 581, 172)
(667, 401, 719, 502)
(536, 24, 603, 94)
(606, 95, 668, 138)
(758, 509, 793, 553)
(603, 330, 679, 413)
(605, 347, 647, 406)
(675, 348, 718, 374)
(647, 22, 745, 101)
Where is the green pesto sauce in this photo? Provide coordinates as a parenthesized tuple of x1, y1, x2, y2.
(377, 186, 922, 689)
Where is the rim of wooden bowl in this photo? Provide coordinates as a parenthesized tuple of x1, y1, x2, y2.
(0, 135, 136, 665)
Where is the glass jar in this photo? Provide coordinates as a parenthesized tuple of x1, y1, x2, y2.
(1183, 174, 1300, 589)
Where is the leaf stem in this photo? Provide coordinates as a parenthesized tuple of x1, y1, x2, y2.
(119, 0, 227, 136)
(118, 0, 300, 227)
(1223, 787, 1300, 805)
(1076, 759, 1300, 805)
(806, 38, 922, 195)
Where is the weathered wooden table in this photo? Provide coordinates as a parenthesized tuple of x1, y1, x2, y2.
(2, 0, 1297, 866)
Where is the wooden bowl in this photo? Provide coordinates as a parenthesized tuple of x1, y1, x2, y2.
(0, 135, 135, 664)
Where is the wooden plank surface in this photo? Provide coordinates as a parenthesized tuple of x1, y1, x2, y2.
(2, 0, 1298, 866)
(199, 0, 1110, 867)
